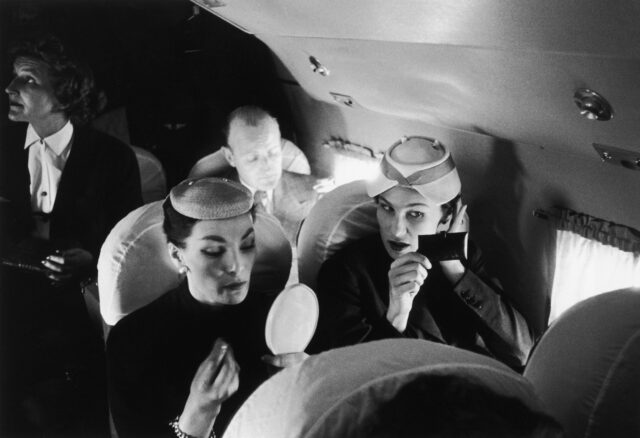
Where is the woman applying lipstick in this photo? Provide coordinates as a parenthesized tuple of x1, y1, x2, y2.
(107, 178, 304, 438)
(312, 137, 533, 371)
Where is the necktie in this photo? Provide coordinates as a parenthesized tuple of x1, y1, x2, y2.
(254, 190, 268, 213)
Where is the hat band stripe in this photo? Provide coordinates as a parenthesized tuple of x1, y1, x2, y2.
(382, 155, 456, 186)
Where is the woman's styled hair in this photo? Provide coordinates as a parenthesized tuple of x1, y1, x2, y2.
(162, 197, 199, 249)
(9, 34, 98, 124)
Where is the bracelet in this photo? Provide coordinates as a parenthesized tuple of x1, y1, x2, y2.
(169, 416, 216, 438)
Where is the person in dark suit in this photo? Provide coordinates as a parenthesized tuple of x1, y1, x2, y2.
(0, 34, 142, 437)
(311, 136, 533, 371)
(220, 105, 318, 245)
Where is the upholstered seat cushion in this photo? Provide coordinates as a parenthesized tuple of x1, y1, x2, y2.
(98, 201, 291, 326)
(225, 339, 547, 438)
(524, 289, 640, 438)
(189, 139, 311, 179)
(297, 180, 379, 290)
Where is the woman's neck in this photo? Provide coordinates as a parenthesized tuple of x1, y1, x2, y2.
(31, 113, 69, 139)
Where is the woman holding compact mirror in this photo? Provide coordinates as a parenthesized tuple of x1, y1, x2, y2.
(107, 178, 306, 438)
(312, 137, 534, 371)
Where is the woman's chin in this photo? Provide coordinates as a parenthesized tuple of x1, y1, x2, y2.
(220, 285, 250, 304)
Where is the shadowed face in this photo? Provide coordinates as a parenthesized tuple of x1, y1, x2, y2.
(376, 186, 448, 259)
(5, 57, 60, 124)
(225, 119, 283, 192)
(171, 213, 257, 305)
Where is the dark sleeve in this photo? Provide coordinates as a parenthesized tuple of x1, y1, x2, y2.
(106, 319, 174, 438)
(451, 244, 534, 369)
(310, 252, 403, 353)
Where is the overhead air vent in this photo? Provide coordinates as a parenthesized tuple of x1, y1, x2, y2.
(330, 92, 355, 108)
(593, 143, 640, 171)
(574, 89, 614, 121)
(309, 56, 330, 76)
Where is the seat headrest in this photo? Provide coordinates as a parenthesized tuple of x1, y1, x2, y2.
(188, 138, 311, 179)
(524, 289, 640, 438)
(225, 339, 548, 438)
(98, 201, 291, 326)
(131, 146, 167, 203)
(297, 180, 379, 289)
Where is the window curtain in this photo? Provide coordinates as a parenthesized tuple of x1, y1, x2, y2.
(548, 208, 640, 323)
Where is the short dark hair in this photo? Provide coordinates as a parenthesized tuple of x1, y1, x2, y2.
(224, 105, 278, 144)
(162, 197, 199, 249)
(9, 34, 97, 124)
(440, 193, 462, 224)
(365, 373, 563, 438)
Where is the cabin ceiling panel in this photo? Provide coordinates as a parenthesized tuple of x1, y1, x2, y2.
(205, 0, 640, 57)
(261, 35, 640, 159)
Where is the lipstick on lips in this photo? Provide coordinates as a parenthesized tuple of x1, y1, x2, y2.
(223, 280, 247, 291)
(388, 240, 410, 252)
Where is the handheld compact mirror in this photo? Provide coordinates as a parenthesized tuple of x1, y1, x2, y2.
(265, 283, 319, 355)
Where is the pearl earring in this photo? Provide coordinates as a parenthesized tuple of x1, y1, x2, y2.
(179, 266, 189, 275)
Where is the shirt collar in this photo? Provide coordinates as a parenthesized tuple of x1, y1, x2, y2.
(239, 177, 273, 200)
(24, 121, 74, 156)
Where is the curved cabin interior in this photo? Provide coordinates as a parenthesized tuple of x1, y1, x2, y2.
(1, 1, 640, 437)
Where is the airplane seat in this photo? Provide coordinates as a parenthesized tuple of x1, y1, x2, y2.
(188, 138, 311, 178)
(224, 339, 554, 437)
(97, 201, 292, 328)
(297, 180, 378, 290)
(524, 288, 640, 438)
(131, 146, 168, 203)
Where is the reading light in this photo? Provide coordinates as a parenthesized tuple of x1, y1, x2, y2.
(574, 89, 614, 121)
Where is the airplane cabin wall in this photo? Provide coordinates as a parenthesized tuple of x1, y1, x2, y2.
(281, 83, 640, 335)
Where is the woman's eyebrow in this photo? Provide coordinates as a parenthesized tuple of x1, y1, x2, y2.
(201, 235, 225, 242)
(241, 228, 255, 239)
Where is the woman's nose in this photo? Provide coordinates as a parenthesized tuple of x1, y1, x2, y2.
(390, 214, 406, 237)
(5, 78, 18, 95)
(221, 249, 241, 275)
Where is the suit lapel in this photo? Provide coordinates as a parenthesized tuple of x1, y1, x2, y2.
(51, 127, 93, 225)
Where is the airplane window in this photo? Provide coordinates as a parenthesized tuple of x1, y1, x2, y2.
(548, 209, 640, 323)
(324, 139, 381, 186)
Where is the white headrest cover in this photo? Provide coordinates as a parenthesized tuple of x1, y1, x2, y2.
(98, 202, 291, 326)
(297, 180, 379, 290)
(524, 289, 640, 438)
(225, 339, 546, 438)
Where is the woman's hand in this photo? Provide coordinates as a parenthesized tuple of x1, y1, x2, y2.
(386, 252, 431, 333)
(440, 200, 469, 283)
(41, 248, 93, 284)
(179, 339, 239, 438)
(261, 352, 309, 368)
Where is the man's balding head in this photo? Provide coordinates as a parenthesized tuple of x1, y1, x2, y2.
(223, 106, 283, 192)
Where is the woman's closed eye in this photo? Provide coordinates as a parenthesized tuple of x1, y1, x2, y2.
(202, 247, 224, 257)
(240, 236, 256, 251)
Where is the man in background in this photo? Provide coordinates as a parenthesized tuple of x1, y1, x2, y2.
(222, 105, 319, 245)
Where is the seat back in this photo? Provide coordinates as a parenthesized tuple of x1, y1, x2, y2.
(297, 180, 379, 290)
(225, 339, 549, 438)
(131, 146, 167, 203)
(188, 138, 311, 178)
(524, 289, 640, 438)
(97, 201, 291, 326)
